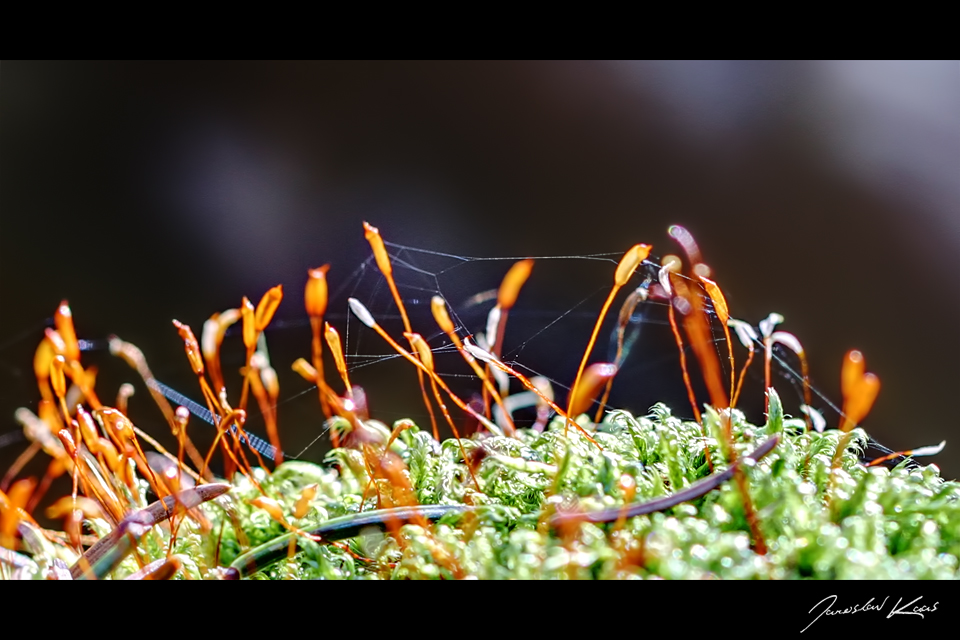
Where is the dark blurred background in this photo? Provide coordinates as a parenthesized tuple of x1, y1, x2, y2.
(2, 61, 958, 481)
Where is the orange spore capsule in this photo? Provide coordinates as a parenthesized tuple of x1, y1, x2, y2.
(431, 296, 456, 335)
(294, 484, 319, 520)
(291, 358, 318, 383)
(408, 333, 435, 372)
(497, 259, 534, 310)
(305, 265, 330, 318)
(33, 337, 55, 386)
(254, 285, 283, 332)
(249, 497, 287, 524)
(363, 222, 393, 278)
(54, 300, 81, 362)
(360, 225, 437, 436)
(567, 363, 618, 418)
(699, 275, 736, 404)
(698, 276, 729, 326)
(375, 451, 421, 512)
(75, 406, 100, 453)
(7, 479, 36, 516)
(841, 349, 866, 400)
(829, 350, 882, 502)
(615, 244, 652, 287)
(324, 323, 353, 397)
(172, 320, 205, 376)
(46, 495, 101, 521)
(1, 480, 34, 549)
(50, 356, 67, 400)
(97, 438, 121, 474)
(56, 428, 77, 457)
(839, 350, 880, 432)
(848, 373, 881, 425)
(95, 407, 135, 447)
(240, 297, 257, 350)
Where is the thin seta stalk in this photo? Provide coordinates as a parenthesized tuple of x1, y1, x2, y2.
(363, 222, 439, 439)
(482, 259, 534, 422)
(461, 338, 601, 450)
(347, 297, 502, 476)
(406, 332, 481, 491)
(666, 225, 767, 555)
(431, 295, 517, 437)
(594, 283, 649, 423)
(305, 266, 337, 442)
(566, 243, 651, 434)
(109, 335, 210, 480)
(172, 319, 267, 489)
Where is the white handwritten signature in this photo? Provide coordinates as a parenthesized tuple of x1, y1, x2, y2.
(801, 595, 939, 633)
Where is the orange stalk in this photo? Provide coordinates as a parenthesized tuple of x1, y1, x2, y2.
(667, 229, 766, 553)
(462, 338, 601, 450)
(363, 222, 439, 439)
(201, 309, 241, 396)
(306, 266, 333, 422)
(431, 296, 516, 436)
(348, 298, 509, 439)
(490, 259, 534, 358)
(699, 276, 736, 407)
(174, 318, 261, 475)
(408, 333, 480, 489)
(198, 409, 262, 492)
(727, 318, 759, 408)
(567, 244, 651, 432)
(248, 354, 283, 467)
(109, 336, 209, 478)
(769, 331, 812, 431)
(595, 286, 647, 423)
(0, 441, 42, 493)
(672, 275, 728, 413)
(238, 297, 257, 412)
(668, 300, 703, 426)
(484, 259, 534, 420)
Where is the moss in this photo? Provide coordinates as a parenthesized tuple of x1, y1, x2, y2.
(207, 390, 960, 579)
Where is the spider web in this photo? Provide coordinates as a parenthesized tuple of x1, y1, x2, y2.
(0, 240, 837, 469)
(260, 240, 829, 460)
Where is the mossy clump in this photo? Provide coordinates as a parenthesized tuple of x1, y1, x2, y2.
(213, 392, 960, 579)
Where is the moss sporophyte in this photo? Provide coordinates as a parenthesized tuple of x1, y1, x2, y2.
(1, 224, 957, 580)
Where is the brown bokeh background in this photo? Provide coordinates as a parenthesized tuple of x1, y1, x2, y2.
(2, 61, 958, 482)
